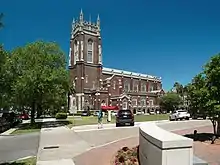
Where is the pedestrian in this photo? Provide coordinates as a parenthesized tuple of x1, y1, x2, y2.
(98, 109, 103, 129)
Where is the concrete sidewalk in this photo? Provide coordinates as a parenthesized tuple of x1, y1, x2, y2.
(72, 120, 169, 132)
(36, 126, 92, 165)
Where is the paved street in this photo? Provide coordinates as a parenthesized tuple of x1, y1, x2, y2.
(74, 120, 212, 149)
(0, 119, 212, 164)
(0, 132, 40, 163)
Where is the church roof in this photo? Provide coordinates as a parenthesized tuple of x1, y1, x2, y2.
(102, 67, 161, 82)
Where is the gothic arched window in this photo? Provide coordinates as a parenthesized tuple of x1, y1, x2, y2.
(124, 81, 130, 92)
(133, 81, 139, 92)
(87, 39, 93, 63)
(74, 40, 78, 65)
(141, 82, 146, 92)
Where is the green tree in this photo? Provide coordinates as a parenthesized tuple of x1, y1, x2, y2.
(0, 45, 11, 110)
(185, 74, 208, 117)
(173, 82, 185, 96)
(10, 41, 70, 123)
(159, 93, 183, 112)
(204, 54, 220, 135)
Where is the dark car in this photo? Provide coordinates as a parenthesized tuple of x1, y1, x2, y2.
(0, 111, 22, 127)
(81, 110, 91, 116)
(116, 109, 134, 127)
(191, 112, 207, 119)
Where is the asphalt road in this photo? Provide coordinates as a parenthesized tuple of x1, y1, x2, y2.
(0, 132, 40, 163)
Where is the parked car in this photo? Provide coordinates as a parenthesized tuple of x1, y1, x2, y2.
(116, 109, 134, 127)
(136, 110, 144, 115)
(81, 110, 91, 116)
(93, 110, 99, 116)
(191, 110, 207, 119)
(0, 111, 22, 127)
(149, 110, 156, 115)
(169, 110, 190, 121)
(19, 113, 30, 120)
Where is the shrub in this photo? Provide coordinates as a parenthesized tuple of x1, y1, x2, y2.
(114, 146, 139, 165)
(55, 113, 67, 119)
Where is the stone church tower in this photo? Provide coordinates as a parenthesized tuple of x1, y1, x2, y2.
(68, 10, 103, 112)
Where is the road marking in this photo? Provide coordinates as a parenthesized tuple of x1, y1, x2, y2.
(85, 135, 137, 152)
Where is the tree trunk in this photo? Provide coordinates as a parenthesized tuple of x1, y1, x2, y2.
(212, 120, 217, 135)
(36, 103, 43, 118)
(217, 120, 220, 136)
(31, 101, 36, 124)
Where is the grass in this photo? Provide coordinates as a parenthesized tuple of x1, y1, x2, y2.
(11, 123, 42, 135)
(11, 120, 73, 135)
(10, 114, 169, 133)
(67, 114, 168, 128)
(0, 157, 36, 165)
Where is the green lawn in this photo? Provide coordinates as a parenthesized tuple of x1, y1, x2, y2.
(0, 157, 36, 165)
(67, 114, 168, 128)
(11, 123, 42, 135)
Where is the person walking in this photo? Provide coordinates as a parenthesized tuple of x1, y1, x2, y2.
(98, 110, 103, 129)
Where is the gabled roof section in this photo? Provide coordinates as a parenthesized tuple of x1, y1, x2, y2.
(104, 74, 115, 81)
(151, 89, 165, 94)
(102, 67, 161, 82)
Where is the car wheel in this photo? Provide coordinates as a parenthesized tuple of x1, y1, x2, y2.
(203, 116, 206, 120)
(186, 117, 189, 120)
(130, 122, 134, 126)
(116, 123, 120, 127)
(169, 117, 173, 121)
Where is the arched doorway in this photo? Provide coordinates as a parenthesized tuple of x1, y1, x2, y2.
(122, 99, 128, 110)
(101, 100, 106, 106)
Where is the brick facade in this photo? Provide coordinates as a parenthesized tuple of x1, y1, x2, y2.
(68, 10, 164, 113)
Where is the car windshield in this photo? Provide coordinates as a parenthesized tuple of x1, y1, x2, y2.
(118, 110, 132, 115)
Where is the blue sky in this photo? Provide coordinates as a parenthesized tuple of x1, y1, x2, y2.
(1, 0, 220, 90)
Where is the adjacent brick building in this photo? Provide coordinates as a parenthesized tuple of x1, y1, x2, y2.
(68, 10, 164, 113)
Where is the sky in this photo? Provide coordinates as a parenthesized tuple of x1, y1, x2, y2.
(1, 0, 220, 90)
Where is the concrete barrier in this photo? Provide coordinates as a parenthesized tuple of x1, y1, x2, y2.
(139, 122, 193, 165)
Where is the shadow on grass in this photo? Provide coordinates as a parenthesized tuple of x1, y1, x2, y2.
(41, 121, 72, 128)
(0, 163, 26, 165)
(184, 133, 217, 142)
(16, 120, 72, 130)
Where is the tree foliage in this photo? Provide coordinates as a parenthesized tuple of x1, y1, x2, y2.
(0, 41, 71, 123)
(173, 82, 185, 96)
(159, 93, 182, 112)
(0, 45, 11, 109)
(186, 53, 220, 135)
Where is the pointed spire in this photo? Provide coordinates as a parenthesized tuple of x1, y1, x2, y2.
(89, 14, 92, 24)
(71, 17, 75, 34)
(80, 9, 83, 23)
(97, 14, 100, 28)
(72, 17, 75, 25)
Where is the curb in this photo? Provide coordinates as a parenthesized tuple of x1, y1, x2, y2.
(0, 128, 17, 136)
(71, 120, 168, 130)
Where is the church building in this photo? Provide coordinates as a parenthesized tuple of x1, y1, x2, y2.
(68, 10, 164, 113)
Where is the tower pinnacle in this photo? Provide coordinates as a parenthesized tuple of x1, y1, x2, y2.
(80, 9, 83, 23)
(97, 14, 100, 28)
(89, 14, 92, 24)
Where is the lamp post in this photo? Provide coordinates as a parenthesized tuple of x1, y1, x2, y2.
(95, 92, 100, 110)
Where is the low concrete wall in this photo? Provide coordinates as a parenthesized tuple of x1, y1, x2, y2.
(139, 122, 193, 165)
